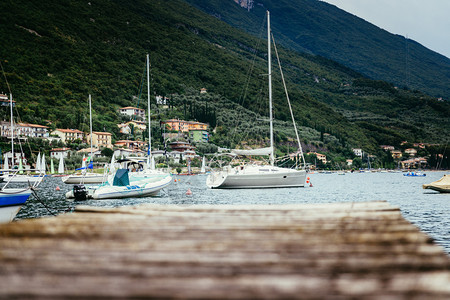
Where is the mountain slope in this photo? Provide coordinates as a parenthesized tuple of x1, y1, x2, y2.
(0, 0, 448, 158)
(185, 0, 450, 99)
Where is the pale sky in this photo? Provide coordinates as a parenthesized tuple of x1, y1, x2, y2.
(322, 0, 450, 58)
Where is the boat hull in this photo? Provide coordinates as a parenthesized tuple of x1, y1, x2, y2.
(62, 173, 106, 184)
(422, 175, 450, 193)
(206, 166, 306, 189)
(0, 174, 44, 184)
(92, 174, 172, 199)
(0, 189, 32, 223)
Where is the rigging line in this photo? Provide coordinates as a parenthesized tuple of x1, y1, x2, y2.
(3, 77, 37, 167)
(0, 62, 36, 166)
(136, 57, 147, 112)
(29, 187, 59, 216)
(0, 60, 12, 95)
(437, 143, 447, 170)
(271, 33, 306, 168)
(229, 14, 266, 146)
(12, 97, 36, 161)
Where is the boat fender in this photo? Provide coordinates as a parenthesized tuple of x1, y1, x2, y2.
(73, 184, 88, 201)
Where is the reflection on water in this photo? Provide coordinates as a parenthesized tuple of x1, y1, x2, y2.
(15, 171, 450, 254)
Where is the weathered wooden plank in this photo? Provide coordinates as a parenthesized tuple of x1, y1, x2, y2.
(0, 201, 448, 299)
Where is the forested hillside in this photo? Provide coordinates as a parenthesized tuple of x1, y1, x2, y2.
(0, 0, 448, 162)
(187, 0, 450, 99)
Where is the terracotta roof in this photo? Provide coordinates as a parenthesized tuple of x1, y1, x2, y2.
(77, 148, 100, 153)
(51, 147, 71, 152)
(18, 122, 49, 129)
(120, 106, 144, 111)
(56, 128, 83, 133)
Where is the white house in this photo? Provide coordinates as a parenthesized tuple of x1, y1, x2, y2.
(119, 106, 146, 120)
(77, 147, 102, 158)
(50, 148, 71, 159)
(1, 121, 49, 138)
(113, 148, 146, 158)
(352, 148, 363, 157)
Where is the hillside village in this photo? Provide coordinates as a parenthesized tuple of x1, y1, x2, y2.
(0, 92, 442, 172)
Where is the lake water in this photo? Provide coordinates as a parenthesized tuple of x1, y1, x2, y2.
(15, 171, 450, 254)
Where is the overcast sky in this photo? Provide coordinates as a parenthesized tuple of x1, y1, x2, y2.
(322, 0, 450, 58)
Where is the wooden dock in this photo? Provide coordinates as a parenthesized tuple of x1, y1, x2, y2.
(0, 201, 449, 299)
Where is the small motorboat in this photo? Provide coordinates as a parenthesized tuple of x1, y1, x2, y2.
(403, 171, 426, 177)
(423, 174, 450, 193)
(66, 169, 172, 200)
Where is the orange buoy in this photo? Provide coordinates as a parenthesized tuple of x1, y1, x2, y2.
(186, 188, 192, 196)
(307, 177, 310, 180)
(55, 186, 60, 191)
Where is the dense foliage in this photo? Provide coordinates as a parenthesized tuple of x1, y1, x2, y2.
(0, 0, 448, 168)
(187, 0, 450, 99)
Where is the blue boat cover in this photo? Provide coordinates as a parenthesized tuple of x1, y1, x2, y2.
(113, 169, 130, 186)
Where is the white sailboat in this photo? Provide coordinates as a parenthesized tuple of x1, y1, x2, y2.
(124, 54, 171, 178)
(66, 55, 171, 200)
(200, 156, 206, 174)
(58, 155, 65, 174)
(62, 95, 107, 184)
(0, 93, 44, 223)
(0, 93, 44, 184)
(206, 11, 306, 189)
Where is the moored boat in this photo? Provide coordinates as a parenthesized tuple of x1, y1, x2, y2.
(207, 163, 305, 189)
(0, 188, 32, 223)
(403, 171, 426, 177)
(422, 174, 450, 193)
(66, 168, 172, 200)
(0, 92, 44, 222)
(206, 11, 306, 189)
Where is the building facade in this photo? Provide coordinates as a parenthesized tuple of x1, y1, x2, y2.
(189, 129, 209, 143)
(119, 107, 146, 120)
(50, 148, 71, 159)
(52, 129, 84, 143)
(161, 119, 208, 133)
(1, 122, 49, 138)
(114, 140, 146, 150)
(87, 131, 113, 149)
(117, 120, 147, 135)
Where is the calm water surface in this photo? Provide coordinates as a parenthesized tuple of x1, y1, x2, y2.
(15, 171, 450, 254)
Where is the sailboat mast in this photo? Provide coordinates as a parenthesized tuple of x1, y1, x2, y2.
(10, 93, 13, 168)
(147, 54, 152, 157)
(89, 94, 93, 163)
(267, 11, 274, 166)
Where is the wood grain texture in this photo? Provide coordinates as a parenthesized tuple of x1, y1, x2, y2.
(0, 201, 449, 299)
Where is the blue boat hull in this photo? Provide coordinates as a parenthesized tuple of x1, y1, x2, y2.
(0, 189, 32, 223)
